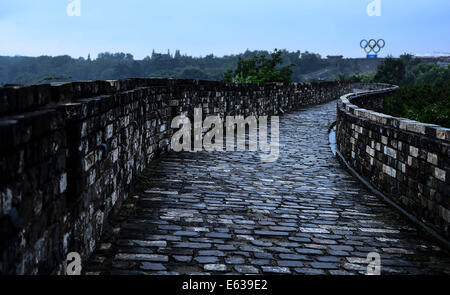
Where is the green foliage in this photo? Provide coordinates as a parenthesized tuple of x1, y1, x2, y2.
(178, 67, 210, 80)
(296, 52, 324, 74)
(404, 62, 450, 86)
(337, 54, 450, 128)
(221, 49, 294, 83)
(374, 56, 406, 85)
(337, 71, 376, 83)
(0, 49, 315, 85)
(38, 75, 73, 83)
(0, 49, 392, 85)
(383, 81, 450, 128)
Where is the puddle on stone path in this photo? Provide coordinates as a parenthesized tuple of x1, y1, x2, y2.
(329, 125, 337, 156)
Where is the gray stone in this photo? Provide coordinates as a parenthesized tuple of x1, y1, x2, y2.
(278, 260, 304, 267)
(172, 242, 211, 249)
(262, 266, 291, 274)
(172, 255, 192, 263)
(194, 256, 219, 264)
(204, 264, 227, 272)
(140, 263, 166, 271)
(310, 262, 339, 269)
(234, 265, 259, 274)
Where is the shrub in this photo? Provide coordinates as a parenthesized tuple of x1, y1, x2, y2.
(383, 81, 450, 128)
(222, 49, 294, 83)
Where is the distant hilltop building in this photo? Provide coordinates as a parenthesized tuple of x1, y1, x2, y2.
(325, 56, 344, 68)
(437, 58, 450, 67)
(298, 56, 385, 81)
(325, 55, 384, 72)
(414, 55, 450, 67)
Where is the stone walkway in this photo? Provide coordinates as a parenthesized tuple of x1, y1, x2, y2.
(85, 100, 450, 275)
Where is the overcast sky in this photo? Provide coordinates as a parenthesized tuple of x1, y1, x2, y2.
(0, 0, 449, 59)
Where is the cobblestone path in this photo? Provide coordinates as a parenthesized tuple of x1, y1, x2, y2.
(86, 100, 450, 275)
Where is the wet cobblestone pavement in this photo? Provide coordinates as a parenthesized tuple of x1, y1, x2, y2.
(85, 100, 450, 275)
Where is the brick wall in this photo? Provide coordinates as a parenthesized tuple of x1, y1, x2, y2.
(336, 86, 450, 240)
(0, 78, 356, 274)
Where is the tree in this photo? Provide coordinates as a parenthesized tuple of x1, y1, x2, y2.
(221, 49, 294, 83)
(383, 80, 450, 128)
(112, 62, 130, 79)
(297, 51, 323, 74)
(405, 62, 450, 86)
(374, 56, 406, 85)
(178, 68, 209, 80)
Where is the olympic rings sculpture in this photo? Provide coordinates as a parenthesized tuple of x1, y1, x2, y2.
(360, 39, 385, 54)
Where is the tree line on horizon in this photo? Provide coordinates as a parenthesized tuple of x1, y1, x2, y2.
(0, 49, 350, 86)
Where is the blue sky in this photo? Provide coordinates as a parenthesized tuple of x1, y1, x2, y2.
(0, 0, 449, 59)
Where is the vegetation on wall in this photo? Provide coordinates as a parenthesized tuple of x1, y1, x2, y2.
(340, 54, 450, 128)
(383, 81, 450, 128)
(221, 49, 294, 83)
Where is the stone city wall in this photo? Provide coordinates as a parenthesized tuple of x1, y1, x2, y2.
(336, 86, 450, 240)
(1, 78, 358, 274)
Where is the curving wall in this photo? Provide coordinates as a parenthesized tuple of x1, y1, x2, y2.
(336, 85, 450, 240)
(1, 78, 364, 274)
